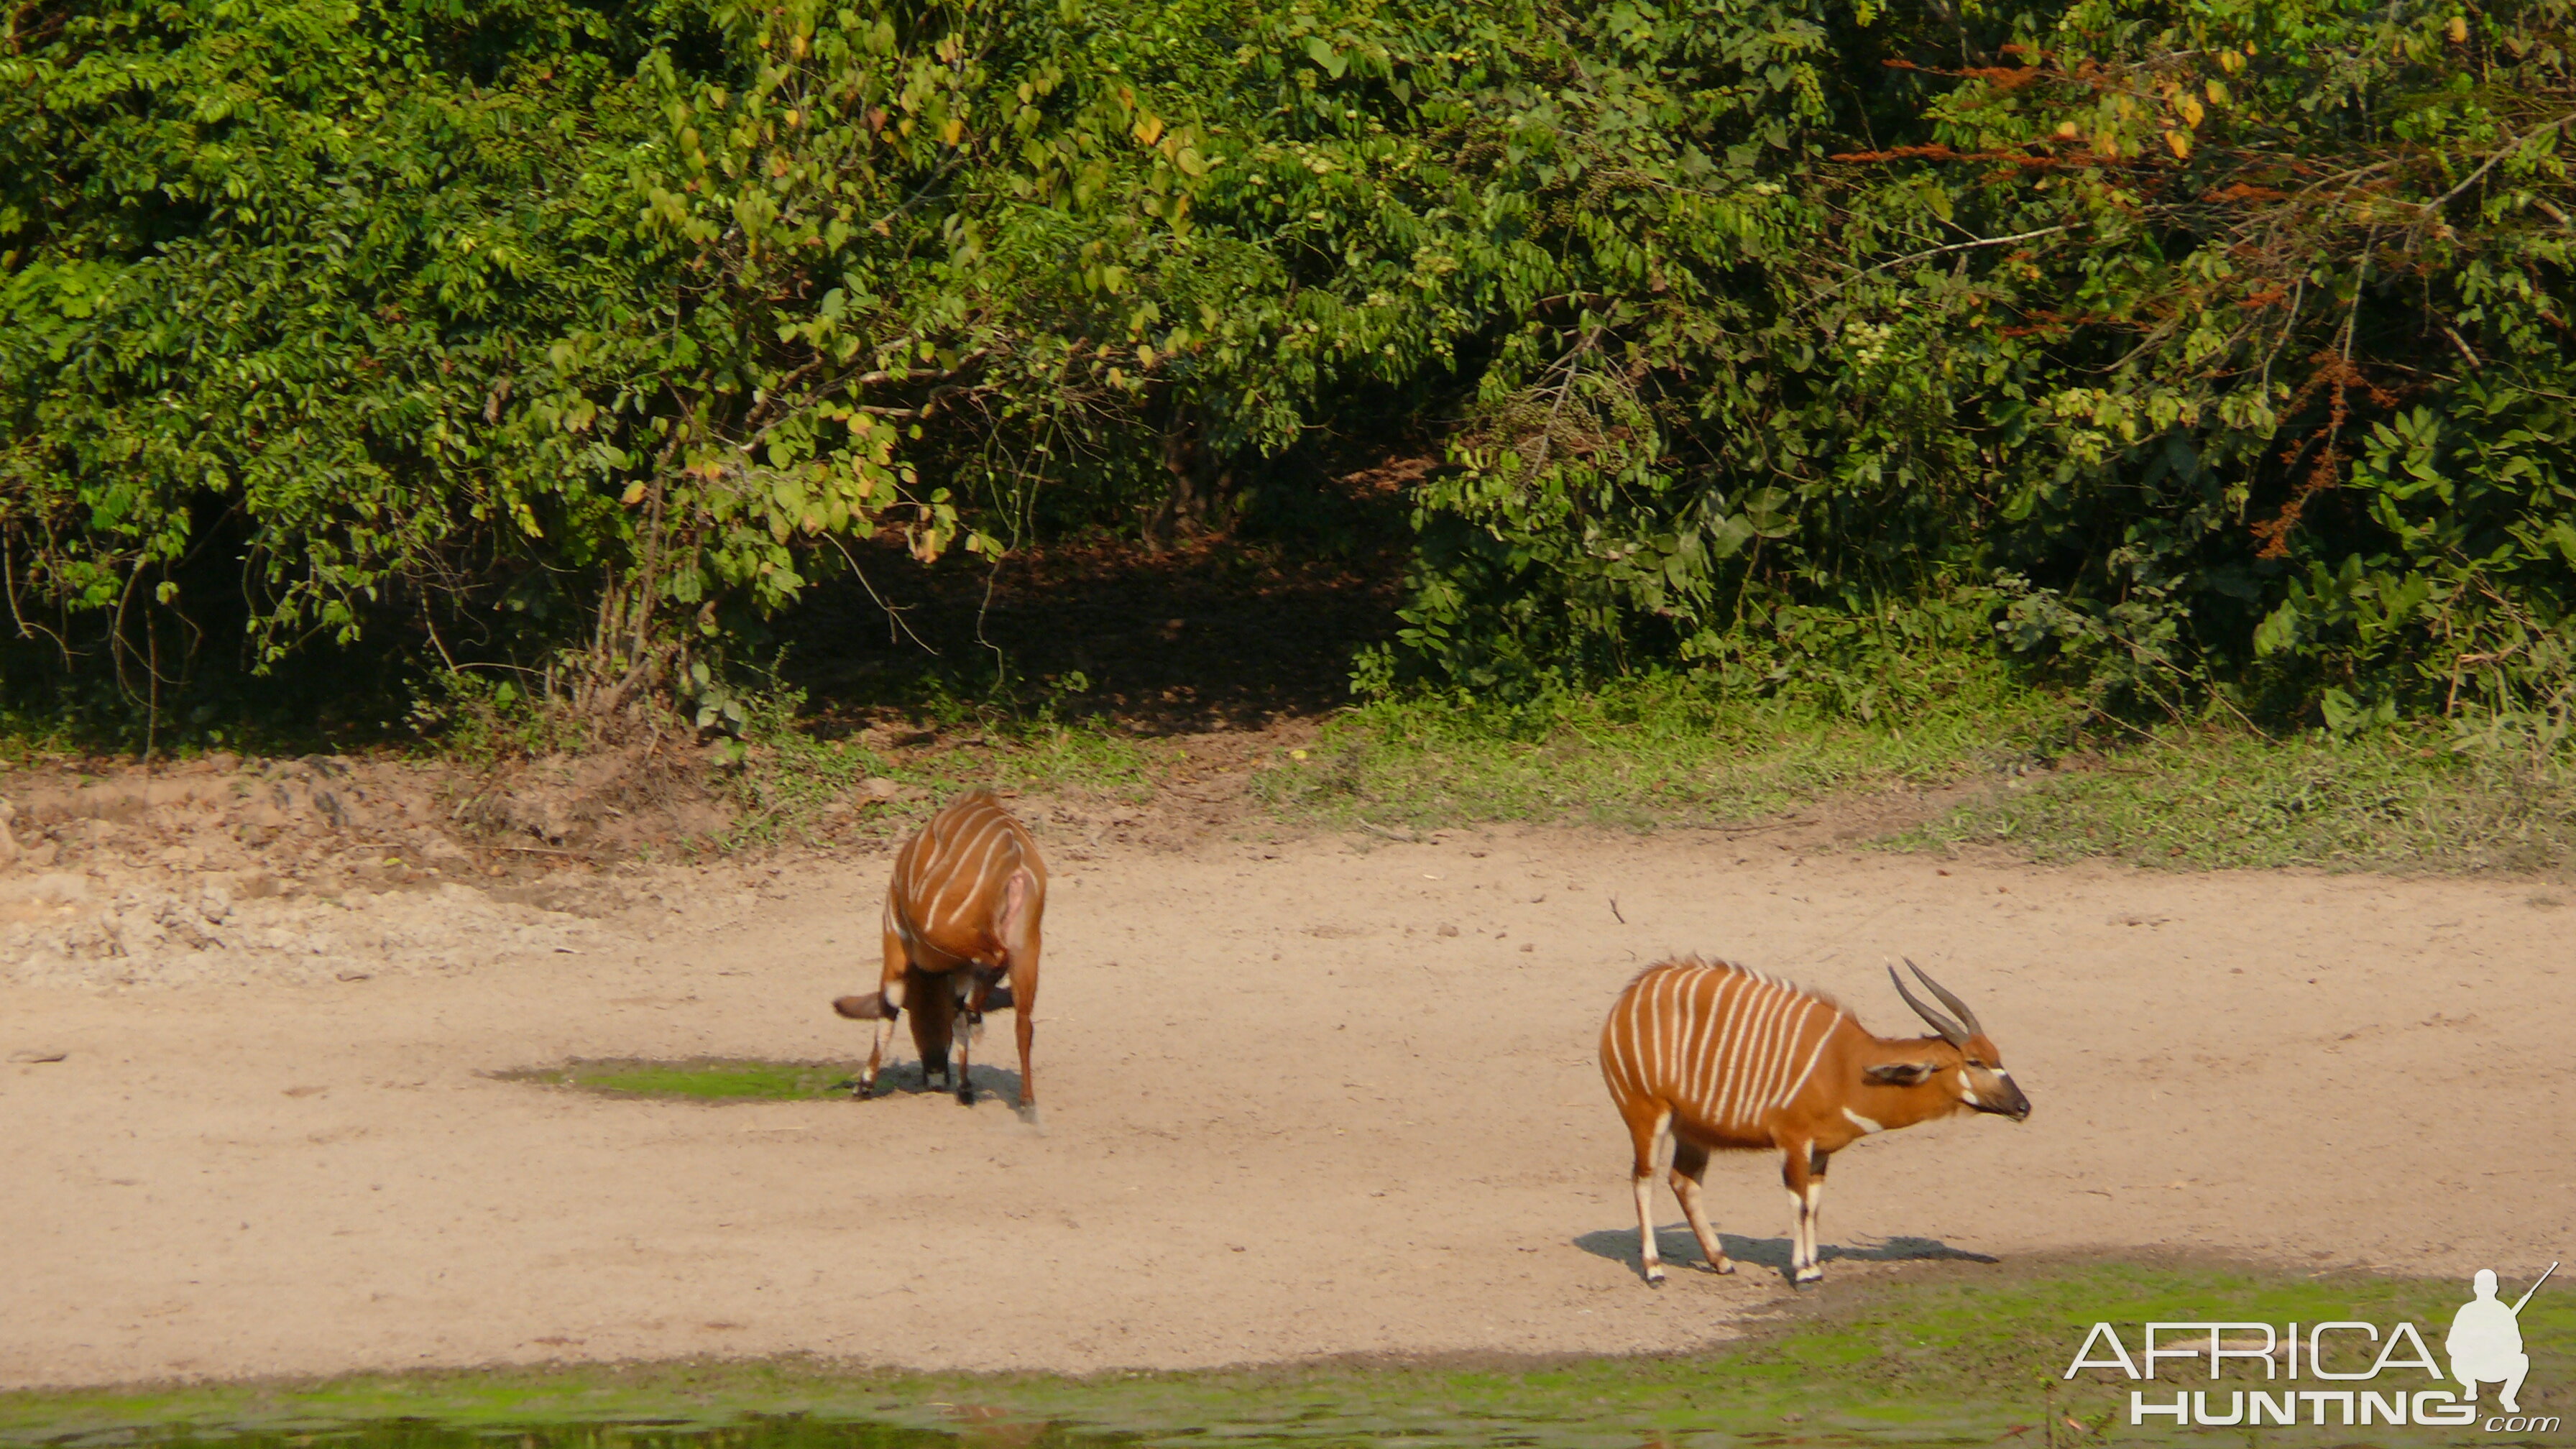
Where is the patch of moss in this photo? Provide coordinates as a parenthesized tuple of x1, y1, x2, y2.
(493, 1059, 862, 1103)
(5, 1259, 2565, 1449)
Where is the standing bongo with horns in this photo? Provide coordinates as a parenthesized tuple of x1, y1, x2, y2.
(1599, 956, 2030, 1285)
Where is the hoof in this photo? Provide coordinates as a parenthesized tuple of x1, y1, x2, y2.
(957, 1084, 978, 1106)
(1793, 1269, 1823, 1289)
(1644, 1268, 1665, 1287)
(1712, 1258, 1736, 1276)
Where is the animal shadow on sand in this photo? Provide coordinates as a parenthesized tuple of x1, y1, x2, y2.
(832, 1061, 1039, 1122)
(1574, 1225, 1999, 1286)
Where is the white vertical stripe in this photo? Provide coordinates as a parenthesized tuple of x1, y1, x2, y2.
(1696, 971, 1736, 1109)
(1782, 1003, 1838, 1108)
(942, 822, 1009, 931)
(1752, 985, 1805, 1123)
(1657, 968, 1687, 1097)
(1678, 968, 1716, 1106)
(1752, 985, 1793, 1108)
(1736, 986, 1782, 1123)
(1751, 985, 1800, 1121)
(929, 814, 1002, 926)
(1716, 985, 1782, 1128)
(1605, 994, 1633, 1094)
(1702, 969, 1735, 1107)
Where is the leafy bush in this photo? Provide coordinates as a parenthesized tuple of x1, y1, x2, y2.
(7, 0, 2575, 738)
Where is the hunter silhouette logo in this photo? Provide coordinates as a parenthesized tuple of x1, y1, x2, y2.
(2064, 1261, 2560, 1432)
(2450, 1263, 2554, 1414)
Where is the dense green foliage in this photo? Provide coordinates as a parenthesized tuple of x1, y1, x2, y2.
(6, 0, 2576, 734)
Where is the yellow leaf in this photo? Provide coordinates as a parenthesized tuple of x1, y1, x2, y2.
(939, 116, 962, 146)
(2165, 129, 2192, 159)
(620, 480, 648, 506)
(2176, 95, 2203, 128)
(2205, 79, 2230, 106)
(2448, 14, 2468, 42)
(1134, 115, 1165, 147)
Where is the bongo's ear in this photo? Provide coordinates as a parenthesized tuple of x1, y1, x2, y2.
(1863, 1061, 1937, 1086)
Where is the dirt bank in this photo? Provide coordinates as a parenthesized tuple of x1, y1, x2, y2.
(2, 824, 2570, 1389)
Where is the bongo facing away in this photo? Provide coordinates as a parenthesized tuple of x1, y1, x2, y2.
(833, 789, 1046, 1107)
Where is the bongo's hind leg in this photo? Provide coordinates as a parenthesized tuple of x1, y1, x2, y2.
(1620, 1098, 1673, 1284)
(1670, 1139, 1733, 1275)
(1000, 870, 1041, 1109)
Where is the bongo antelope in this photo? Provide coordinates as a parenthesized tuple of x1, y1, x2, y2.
(1598, 956, 2028, 1287)
(832, 789, 1046, 1107)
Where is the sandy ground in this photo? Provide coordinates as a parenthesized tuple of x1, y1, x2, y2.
(2, 827, 2571, 1389)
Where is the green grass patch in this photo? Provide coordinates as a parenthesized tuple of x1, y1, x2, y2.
(1255, 664, 2576, 874)
(492, 1059, 862, 1103)
(717, 716, 1159, 852)
(5, 1259, 2564, 1448)
(1898, 724, 2576, 873)
(1258, 663, 2061, 834)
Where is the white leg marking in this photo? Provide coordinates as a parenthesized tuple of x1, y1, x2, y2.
(1635, 1108, 1672, 1282)
(1635, 1170, 1663, 1282)
(1803, 1178, 1827, 1280)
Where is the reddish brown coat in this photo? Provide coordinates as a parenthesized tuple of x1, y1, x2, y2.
(1600, 956, 2028, 1285)
(833, 790, 1046, 1107)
